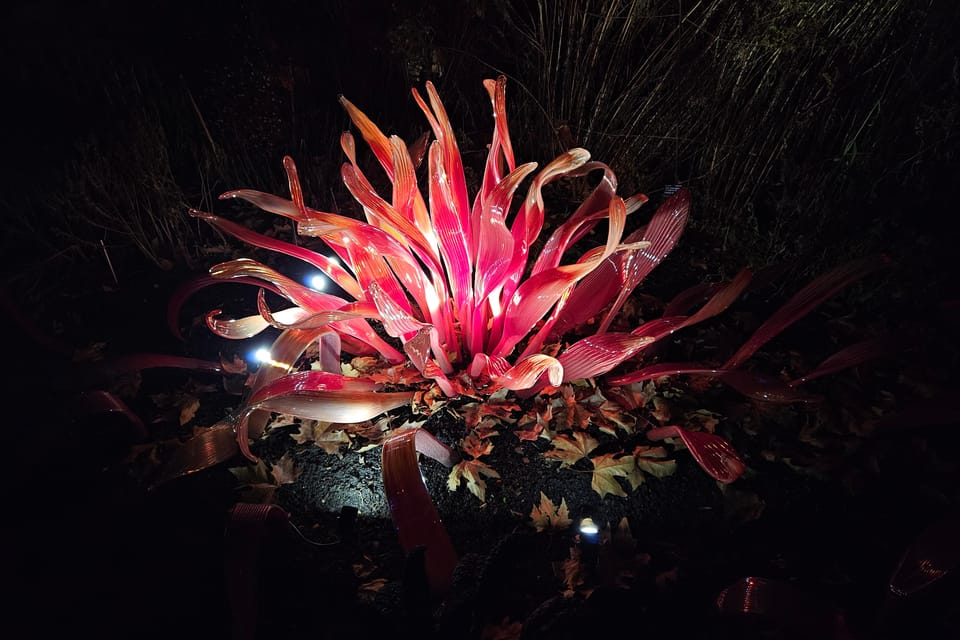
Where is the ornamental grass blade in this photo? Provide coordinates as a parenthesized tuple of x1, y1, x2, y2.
(723, 255, 887, 370)
(646, 425, 745, 483)
(382, 427, 459, 594)
(558, 334, 655, 382)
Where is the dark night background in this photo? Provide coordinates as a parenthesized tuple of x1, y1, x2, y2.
(3, 1, 959, 638)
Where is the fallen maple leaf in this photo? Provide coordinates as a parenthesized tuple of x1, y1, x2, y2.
(529, 491, 574, 532)
(462, 431, 495, 458)
(544, 432, 599, 468)
(651, 396, 673, 423)
(290, 421, 318, 445)
(270, 452, 301, 485)
(313, 424, 351, 455)
(481, 617, 523, 640)
(626, 445, 678, 489)
(590, 453, 635, 498)
(596, 398, 636, 435)
(554, 545, 589, 597)
(178, 396, 200, 426)
(447, 459, 500, 502)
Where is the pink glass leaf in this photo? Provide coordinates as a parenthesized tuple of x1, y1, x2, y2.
(407, 131, 430, 170)
(468, 353, 512, 380)
(789, 337, 893, 387)
(219, 189, 303, 221)
(545, 257, 621, 340)
(598, 188, 690, 333)
(412, 82, 470, 241)
(679, 269, 753, 329)
(723, 255, 887, 370)
(248, 370, 381, 398)
(504, 149, 591, 295)
(339, 95, 395, 179)
(663, 282, 724, 317)
(558, 333, 655, 382)
(206, 306, 310, 340)
(531, 161, 630, 276)
(153, 422, 239, 487)
(427, 141, 473, 326)
(190, 209, 362, 299)
(236, 371, 413, 461)
(646, 425, 745, 483)
(606, 362, 724, 386)
(496, 354, 563, 390)
(889, 513, 960, 597)
(473, 162, 536, 302)
(382, 427, 459, 594)
(255, 289, 363, 331)
(209, 260, 404, 362)
(72, 390, 147, 440)
(340, 162, 443, 276)
(480, 76, 516, 194)
(90, 354, 226, 382)
(720, 370, 821, 403)
(167, 274, 285, 341)
(496, 196, 627, 358)
(316, 330, 342, 374)
(368, 281, 425, 338)
(716, 576, 852, 639)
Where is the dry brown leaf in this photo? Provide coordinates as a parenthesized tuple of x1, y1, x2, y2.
(481, 617, 523, 640)
(270, 452, 301, 485)
(178, 396, 200, 426)
(544, 432, 599, 468)
(651, 396, 673, 423)
(447, 459, 500, 502)
(596, 398, 636, 436)
(219, 353, 248, 375)
(529, 491, 573, 532)
(590, 453, 635, 498)
(554, 545, 588, 597)
(290, 421, 317, 445)
(462, 431, 495, 458)
(313, 426, 351, 455)
(627, 445, 678, 489)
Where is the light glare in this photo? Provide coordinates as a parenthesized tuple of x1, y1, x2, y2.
(579, 517, 599, 536)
